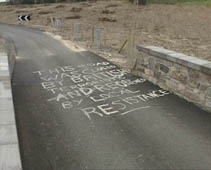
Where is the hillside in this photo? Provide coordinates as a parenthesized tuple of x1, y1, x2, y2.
(1, 0, 211, 61)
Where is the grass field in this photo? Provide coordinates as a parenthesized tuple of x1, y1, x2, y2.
(148, 0, 211, 6)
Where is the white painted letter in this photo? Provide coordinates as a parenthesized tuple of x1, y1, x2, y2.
(97, 104, 119, 115)
(41, 82, 55, 89)
(79, 88, 94, 96)
(62, 101, 73, 109)
(81, 107, 103, 120)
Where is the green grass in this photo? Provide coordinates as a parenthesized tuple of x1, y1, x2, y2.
(147, 0, 211, 6)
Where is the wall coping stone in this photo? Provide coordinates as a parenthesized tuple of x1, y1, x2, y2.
(137, 45, 211, 75)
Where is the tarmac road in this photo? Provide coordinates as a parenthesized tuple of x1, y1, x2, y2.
(0, 23, 211, 170)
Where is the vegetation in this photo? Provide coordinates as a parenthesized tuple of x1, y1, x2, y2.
(6, 0, 211, 6)
(7, 0, 87, 4)
(129, 0, 147, 5)
(148, 0, 211, 5)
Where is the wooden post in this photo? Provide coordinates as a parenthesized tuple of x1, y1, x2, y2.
(118, 39, 128, 54)
(50, 16, 55, 28)
(91, 25, 94, 47)
(127, 30, 136, 69)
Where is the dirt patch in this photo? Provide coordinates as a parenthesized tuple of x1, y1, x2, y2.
(38, 10, 53, 15)
(0, 9, 11, 12)
(71, 7, 82, 12)
(102, 9, 115, 14)
(80, 3, 92, 7)
(55, 4, 66, 9)
(105, 4, 119, 8)
(99, 17, 117, 22)
(65, 15, 81, 20)
(15, 9, 30, 13)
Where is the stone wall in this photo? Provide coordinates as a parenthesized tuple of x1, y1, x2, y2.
(4, 37, 17, 77)
(133, 45, 211, 112)
(0, 38, 22, 169)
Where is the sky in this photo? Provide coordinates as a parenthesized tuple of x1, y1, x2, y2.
(0, 0, 6, 2)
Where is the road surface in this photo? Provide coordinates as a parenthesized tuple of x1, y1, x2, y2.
(0, 24, 211, 170)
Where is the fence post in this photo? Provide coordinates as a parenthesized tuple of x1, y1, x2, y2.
(50, 16, 55, 28)
(95, 28, 101, 50)
(91, 25, 95, 46)
(74, 23, 81, 41)
(127, 30, 136, 69)
(55, 18, 62, 32)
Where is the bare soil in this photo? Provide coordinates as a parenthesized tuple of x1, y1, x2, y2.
(1, 1, 211, 61)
